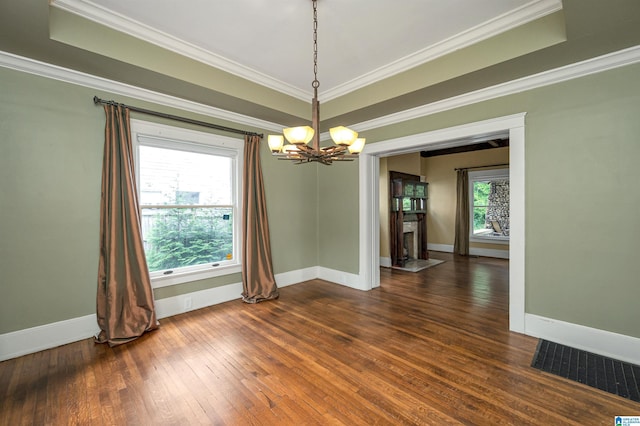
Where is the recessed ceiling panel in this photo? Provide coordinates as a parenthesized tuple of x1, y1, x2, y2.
(74, 0, 557, 95)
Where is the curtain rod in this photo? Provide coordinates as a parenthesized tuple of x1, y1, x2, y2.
(93, 96, 263, 138)
(454, 163, 509, 171)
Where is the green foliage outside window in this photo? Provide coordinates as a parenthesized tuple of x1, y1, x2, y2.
(144, 208, 233, 272)
(473, 181, 491, 231)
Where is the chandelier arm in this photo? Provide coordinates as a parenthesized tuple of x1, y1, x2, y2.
(295, 144, 315, 153)
(320, 145, 348, 153)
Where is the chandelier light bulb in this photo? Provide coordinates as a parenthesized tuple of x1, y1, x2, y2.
(329, 126, 358, 146)
(267, 135, 284, 153)
(349, 138, 366, 154)
(283, 126, 314, 145)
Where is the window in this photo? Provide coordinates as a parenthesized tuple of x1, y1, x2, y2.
(469, 168, 509, 243)
(131, 119, 243, 288)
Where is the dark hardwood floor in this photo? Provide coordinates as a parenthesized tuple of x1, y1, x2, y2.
(1, 252, 638, 425)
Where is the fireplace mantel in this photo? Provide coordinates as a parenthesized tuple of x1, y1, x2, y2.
(389, 172, 428, 268)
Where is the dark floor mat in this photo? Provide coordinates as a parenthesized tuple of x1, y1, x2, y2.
(531, 340, 640, 403)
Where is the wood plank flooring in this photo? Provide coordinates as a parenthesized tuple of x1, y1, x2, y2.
(1, 252, 638, 425)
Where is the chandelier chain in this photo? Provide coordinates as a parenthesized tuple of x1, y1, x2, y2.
(312, 0, 319, 89)
(266, 0, 364, 164)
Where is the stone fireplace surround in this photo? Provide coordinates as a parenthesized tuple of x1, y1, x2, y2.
(402, 220, 419, 260)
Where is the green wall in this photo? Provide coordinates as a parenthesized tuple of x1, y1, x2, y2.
(317, 62, 640, 338)
(0, 69, 102, 332)
(317, 161, 360, 274)
(525, 66, 640, 336)
(0, 67, 318, 334)
(2, 57, 640, 341)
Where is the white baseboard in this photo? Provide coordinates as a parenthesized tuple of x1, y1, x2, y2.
(154, 282, 243, 319)
(0, 280, 248, 362)
(317, 267, 365, 290)
(427, 243, 509, 259)
(427, 243, 453, 253)
(4, 284, 639, 368)
(154, 267, 321, 319)
(0, 314, 99, 362)
(471, 247, 509, 259)
(525, 313, 640, 365)
(0, 266, 351, 361)
(276, 267, 319, 287)
(379, 257, 392, 268)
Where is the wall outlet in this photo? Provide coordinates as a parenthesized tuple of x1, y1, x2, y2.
(184, 296, 192, 310)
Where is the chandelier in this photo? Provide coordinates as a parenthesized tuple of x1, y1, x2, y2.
(267, 0, 365, 165)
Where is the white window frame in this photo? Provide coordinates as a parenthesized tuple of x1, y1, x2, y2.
(131, 119, 243, 288)
(469, 168, 509, 245)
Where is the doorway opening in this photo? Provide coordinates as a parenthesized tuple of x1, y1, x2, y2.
(358, 113, 525, 333)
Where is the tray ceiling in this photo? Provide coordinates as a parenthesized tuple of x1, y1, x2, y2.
(51, 0, 562, 100)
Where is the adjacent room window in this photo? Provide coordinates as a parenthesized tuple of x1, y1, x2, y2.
(469, 168, 509, 243)
(131, 119, 243, 288)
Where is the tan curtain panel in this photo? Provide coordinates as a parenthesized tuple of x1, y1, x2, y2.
(454, 169, 470, 256)
(96, 104, 158, 346)
(241, 135, 279, 303)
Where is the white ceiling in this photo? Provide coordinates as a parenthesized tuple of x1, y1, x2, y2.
(53, 0, 561, 100)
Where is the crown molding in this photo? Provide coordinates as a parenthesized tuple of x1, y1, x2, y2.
(50, 0, 560, 102)
(321, 0, 562, 101)
(352, 44, 640, 133)
(50, 0, 309, 101)
(1, 44, 639, 138)
(0, 51, 284, 133)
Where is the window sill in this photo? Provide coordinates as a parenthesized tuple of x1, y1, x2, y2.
(150, 263, 242, 289)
